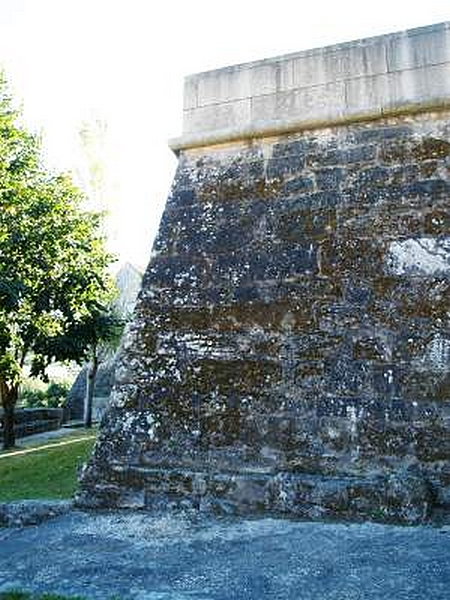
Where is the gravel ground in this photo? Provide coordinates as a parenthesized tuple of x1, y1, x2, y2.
(1, 510, 450, 600)
(18, 427, 87, 447)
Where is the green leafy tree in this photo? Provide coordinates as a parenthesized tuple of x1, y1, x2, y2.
(0, 72, 116, 449)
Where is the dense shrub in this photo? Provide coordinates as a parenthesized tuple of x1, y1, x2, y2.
(19, 382, 70, 409)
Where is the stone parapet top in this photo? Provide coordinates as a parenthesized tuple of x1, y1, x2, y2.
(170, 22, 450, 152)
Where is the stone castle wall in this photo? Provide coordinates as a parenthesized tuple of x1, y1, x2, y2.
(77, 24, 450, 523)
(172, 22, 450, 150)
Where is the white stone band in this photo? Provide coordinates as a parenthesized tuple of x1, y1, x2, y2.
(170, 22, 450, 152)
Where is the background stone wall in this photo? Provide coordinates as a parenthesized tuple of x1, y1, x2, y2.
(0, 408, 63, 442)
(78, 109, 450, 523)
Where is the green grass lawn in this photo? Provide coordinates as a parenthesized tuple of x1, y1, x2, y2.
(0, 431, 96, 502)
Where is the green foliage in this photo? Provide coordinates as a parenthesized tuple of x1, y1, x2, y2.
(18, 387, 46, 408)
(0, 69, 116, 398)
(0, 432, 96, 501)
(46, 382, 70, 405)
(19, 381, 70, 408)
(85, 306, 125, 360)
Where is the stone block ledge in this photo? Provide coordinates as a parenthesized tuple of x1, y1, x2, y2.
(76, 465, 438, 525)
(0, 500, 73, 528)
(171, 22, 450, 152)
(170, 100, 450, 152)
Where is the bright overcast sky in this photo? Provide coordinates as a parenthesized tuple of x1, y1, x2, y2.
(0, 0, 449, 268)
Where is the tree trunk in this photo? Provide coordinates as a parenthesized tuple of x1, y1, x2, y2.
(1, 380, 18, 450)
(84, 354, 99, 429)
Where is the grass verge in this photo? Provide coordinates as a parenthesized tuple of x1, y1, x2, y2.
(0, 431, 96, 502)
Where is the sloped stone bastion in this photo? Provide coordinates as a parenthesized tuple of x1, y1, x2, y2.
(77, 23, 450, 523)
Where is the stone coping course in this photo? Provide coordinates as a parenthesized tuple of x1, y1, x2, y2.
(170, 22, 450, 151)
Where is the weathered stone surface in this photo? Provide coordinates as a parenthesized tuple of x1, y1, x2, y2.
(0, 500, 72, 527)
(65, 359, 117, 422)
(173, 22, 450, 151)
(78, 27, 450, 524)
